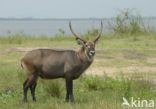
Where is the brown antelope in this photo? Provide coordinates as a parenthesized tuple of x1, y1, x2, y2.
(21, 21, 103, 102)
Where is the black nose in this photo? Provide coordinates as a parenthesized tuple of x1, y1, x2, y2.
(90, 51, 95, 55)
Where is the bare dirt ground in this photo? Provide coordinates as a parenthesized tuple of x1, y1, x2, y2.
(1, 47, 155, 77)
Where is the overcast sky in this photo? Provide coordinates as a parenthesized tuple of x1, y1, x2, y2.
(0, 0, 155, 18)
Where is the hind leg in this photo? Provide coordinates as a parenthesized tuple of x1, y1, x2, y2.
(23, 73, 38, 102)
(23, 79, 28, 102)
(30, 81, 37, 101)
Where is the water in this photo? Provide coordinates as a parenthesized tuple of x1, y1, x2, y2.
(0, 18, 155, 36)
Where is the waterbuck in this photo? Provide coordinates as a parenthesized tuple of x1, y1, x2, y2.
(21, 21, 103, 102)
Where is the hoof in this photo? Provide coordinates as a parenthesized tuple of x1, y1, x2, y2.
(65, 98, 75, 103)
(33, 99, 36, 102)
(23, 99, 28, 103)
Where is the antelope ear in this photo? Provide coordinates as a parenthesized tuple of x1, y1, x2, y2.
(76, 38, 86, 46)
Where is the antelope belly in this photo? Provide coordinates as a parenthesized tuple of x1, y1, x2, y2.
(41, 64, 65, 79)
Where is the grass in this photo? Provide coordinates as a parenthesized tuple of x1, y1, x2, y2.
(0, 66, 156, 109)
(41, 79, 63, 98)
(0, 32, 156, 109)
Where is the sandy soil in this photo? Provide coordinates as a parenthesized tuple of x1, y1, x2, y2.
(1, 47, 156, 78)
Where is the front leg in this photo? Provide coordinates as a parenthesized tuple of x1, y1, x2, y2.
(65, 78, 74, 102)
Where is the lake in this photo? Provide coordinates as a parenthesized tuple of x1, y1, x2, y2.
(0, 18, 155, 36)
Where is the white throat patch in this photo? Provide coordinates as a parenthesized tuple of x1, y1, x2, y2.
(85, 50, 94, 62)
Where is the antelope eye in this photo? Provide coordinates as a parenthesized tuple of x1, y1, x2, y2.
(86, 45, 90, 48)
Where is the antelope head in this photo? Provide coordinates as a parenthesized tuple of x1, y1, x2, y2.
(69, 21, 103, 60)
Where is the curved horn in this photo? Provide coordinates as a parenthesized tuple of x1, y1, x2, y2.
(93, 21, 103, 43)
(69, 21, 86, 43)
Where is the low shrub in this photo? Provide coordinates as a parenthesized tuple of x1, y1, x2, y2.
(42, 80, 63, 98)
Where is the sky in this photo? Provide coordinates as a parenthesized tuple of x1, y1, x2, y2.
(0, 0, 156, 18)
